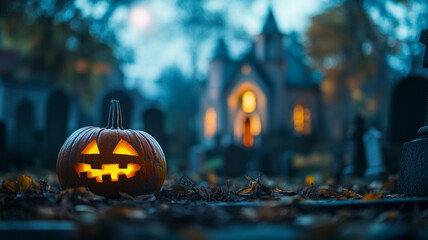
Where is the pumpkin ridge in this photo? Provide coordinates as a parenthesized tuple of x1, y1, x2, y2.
(129, 130, 148, 191)
(139, 131, 166, 168)
(135, 131, 166, 188)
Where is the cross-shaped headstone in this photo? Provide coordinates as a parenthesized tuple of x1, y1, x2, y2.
(420, 29, 428, 68)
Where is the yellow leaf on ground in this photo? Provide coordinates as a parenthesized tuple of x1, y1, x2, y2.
(343, 188, 362, 199)
(2, 180, 18, 193)
(207, 172, 218, 185)
(239, 187, 252, 194)
(320, 188, 337, 197)
(76, 186, 87, 192)
(18, 175, 32, 192)
(305, 175, 315, 187)
(31, 180, 41, 190)
(362, 193, 383, 201)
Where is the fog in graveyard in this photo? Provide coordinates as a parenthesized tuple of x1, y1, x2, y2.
(0, 0, 427, 180)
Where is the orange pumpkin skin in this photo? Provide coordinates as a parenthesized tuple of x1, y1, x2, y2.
(57, 100, 166, 197)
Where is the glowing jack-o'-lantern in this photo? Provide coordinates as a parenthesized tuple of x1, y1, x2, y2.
(57, 100, 166, 197)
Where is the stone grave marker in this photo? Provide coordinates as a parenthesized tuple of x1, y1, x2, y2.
(143, 106, 168, 156)
(399, 30, 428, 196)
(280, 150, 294, 179)
(12, 100, 36, 167)
(0, 121, 7, 171)
(363, 127, 386, 180)
(44, 91, 69, 168)
(189, 145, 206, 174)
(421, 29, 428, 68)
(343, 115, 367, 179)
(222, 144, 247, 177)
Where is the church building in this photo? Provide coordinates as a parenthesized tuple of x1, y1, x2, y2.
(198, 10, 322, 149)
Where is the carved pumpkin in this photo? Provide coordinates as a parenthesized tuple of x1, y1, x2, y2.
(57, 100, 166, 197)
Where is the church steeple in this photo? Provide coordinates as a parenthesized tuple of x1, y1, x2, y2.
(212, 38, 230, 61)
(261, 9, 280, 34)
(254, 9, 284, 62)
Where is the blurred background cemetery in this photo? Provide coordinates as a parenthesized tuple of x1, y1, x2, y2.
(0, 0, 427, 183)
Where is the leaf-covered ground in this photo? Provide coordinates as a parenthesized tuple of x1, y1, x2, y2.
(1, 173, 428, 240)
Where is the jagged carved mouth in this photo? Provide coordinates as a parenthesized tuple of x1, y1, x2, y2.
(74, 163, 141, 183)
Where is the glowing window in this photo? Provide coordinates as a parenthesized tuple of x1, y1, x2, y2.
(204, 107, 217, 139)
(242, 91, 256, 113)
(293, 104, 311, 135)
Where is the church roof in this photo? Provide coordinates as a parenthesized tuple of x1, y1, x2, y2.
(261, 9, 281, 34)
(284, 39, 318, 89)
(221, 51, 273, 98)
(212, 38, 230, 60)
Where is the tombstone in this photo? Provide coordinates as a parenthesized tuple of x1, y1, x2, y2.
(399, 97, 428, 196)
(102, 91, 133, 128)
(421, 29, 428, 68)
(12, 100, 37, 168)
(389, 76, 428, 143)
(143, 106, 168, 156)
(363, 127, 386, 181)
(44, 90, 69, 168)
(342, 115, 367, 179)
(399, 30, 428, 196)
(0, 121, 7, 171)
(222, 144, 247, 177)
(280, 150, 294, 179)
(189, 145, 206, 174)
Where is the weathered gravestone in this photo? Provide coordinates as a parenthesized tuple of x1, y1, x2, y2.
(44, 90, 69, 169)
(12, 100, 37, 167)
(280, 151, 294, 179)
(421, 29, 428, 68)
(143, 106, 168, 156)
(363, 127, 386, 181)
(343, 115, 367, 179)
(399, 30, 428, 196)
(222, 144, 247, 177)
(189, 145, 206, 174)
(0, 121, 7, 171)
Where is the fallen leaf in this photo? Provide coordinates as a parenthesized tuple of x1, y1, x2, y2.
(207, 172, 218, 185)
(274, 188, 297, 196)
(31, 180, 41, 190)
(342, 188, 362, 199)
(76, 186, 87, 192)
(305, 175, 315, 188)
(320, 188, 337, 197)
(362, 193, 382, 201)
(17, 175, 32, 192)
(2, 180, 18, 193)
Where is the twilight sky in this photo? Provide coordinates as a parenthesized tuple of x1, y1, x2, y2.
(73, 0, 327, 97)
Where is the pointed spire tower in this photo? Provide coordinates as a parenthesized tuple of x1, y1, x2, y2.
(212, 38, 230, 61)
(254, 8, 284, 62)
(208, 38, 233, 99)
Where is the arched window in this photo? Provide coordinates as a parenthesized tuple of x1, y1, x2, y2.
(241, 90, 256, 113)
(293, 104, 311, 135)
(204, 107, 217, 139)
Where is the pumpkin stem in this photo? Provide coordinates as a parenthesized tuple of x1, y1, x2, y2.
(106, 100, 124, 129)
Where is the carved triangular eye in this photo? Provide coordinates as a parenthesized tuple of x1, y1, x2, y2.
(113, 139, 139, 156)
(81, 140, 100, 154)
